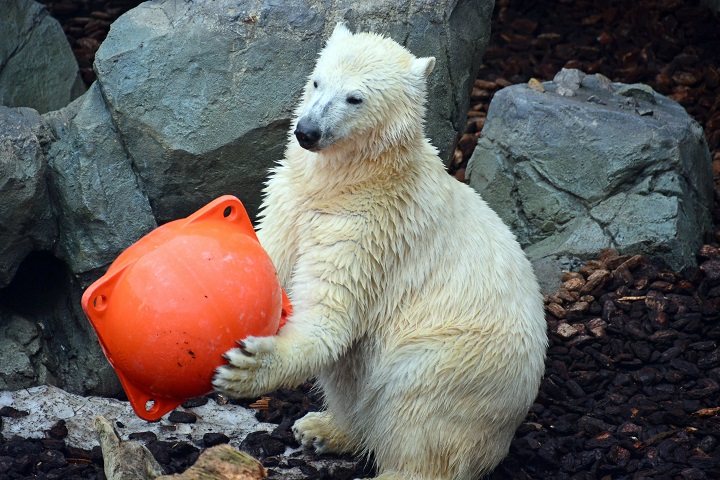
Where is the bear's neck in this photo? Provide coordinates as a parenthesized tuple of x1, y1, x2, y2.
(290, 135, 436, 193)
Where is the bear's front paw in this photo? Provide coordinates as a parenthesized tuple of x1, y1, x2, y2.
(212, 336, 277, 398)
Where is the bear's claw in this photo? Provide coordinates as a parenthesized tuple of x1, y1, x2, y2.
(293, 425, 329, 453)
(292, 411, 354, 455)
(237, 340, 254, 356)
(212, 336, 280, 398)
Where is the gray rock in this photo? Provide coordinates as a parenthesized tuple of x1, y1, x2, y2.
(0, 0, 85, 113)
(467, 70, 713, 293)
(0, 314, 47, 390)
(43, 281, 123, 396)
(0, 106, 57, 288)
(615, 83, 657, 104)
(554, 68, 584, 97)
(46, 83, 157, 276)
(0, 86, 154, 396)
(93, 0, 494, 223)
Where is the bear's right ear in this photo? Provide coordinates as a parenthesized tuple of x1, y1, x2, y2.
(327, 22, 353, 45)
(412, 57, 436, 79)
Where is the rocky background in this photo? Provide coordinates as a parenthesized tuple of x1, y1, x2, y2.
(1, 0, 720, 479)
(0, 0, 494, 397)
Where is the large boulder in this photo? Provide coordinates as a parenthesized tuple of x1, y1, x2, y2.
(467, 69, 714, 293)
(0, 0, 85, 113)
(92, 0, 495, 224)
(0, 0, 495, 396)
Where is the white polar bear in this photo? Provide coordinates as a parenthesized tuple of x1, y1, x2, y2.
(213, 23, 548, 479)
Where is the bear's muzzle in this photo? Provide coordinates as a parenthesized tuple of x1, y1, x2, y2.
(294, 118, 322, 151)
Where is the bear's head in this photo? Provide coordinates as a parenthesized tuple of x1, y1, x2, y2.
(293, 23, 436, 157)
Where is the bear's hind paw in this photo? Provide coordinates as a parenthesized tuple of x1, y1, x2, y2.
(293, 411, 355, 455)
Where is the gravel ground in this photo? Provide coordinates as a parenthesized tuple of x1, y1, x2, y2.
(2, 1, 720, 479)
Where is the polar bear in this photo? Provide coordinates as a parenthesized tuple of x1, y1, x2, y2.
(213, 23, 548, 479)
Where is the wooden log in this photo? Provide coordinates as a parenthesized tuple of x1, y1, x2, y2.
(158, 444, 266, 480)
(93, 415, 266, 480)
(93, 415, 165, 480)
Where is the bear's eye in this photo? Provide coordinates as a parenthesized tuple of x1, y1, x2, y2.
(313, 80, 319, 89)
(346, 95, 363, 105)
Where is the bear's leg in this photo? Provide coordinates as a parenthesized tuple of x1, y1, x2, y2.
(354, 331, 516, 480)
(213, 315, 355, 398)
(292, 411, 358, 454)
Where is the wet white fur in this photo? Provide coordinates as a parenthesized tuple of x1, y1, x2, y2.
(214, 23, 548, 479)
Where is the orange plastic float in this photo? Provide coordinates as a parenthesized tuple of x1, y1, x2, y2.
(81, 195, 291, 421)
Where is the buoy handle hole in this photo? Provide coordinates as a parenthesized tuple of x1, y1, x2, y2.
(93, 295, 108, 311)
(145, 399, 157, 413)
(223, 206, 235, 219)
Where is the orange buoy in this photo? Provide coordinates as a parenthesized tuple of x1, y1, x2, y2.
(81, 195, 291, 421)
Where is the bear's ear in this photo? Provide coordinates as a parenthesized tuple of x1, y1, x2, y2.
(412, 57, 436, 79)
(327, 23, 353, 44)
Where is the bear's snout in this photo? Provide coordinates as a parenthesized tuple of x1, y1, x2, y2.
(294, 118, 322, 151)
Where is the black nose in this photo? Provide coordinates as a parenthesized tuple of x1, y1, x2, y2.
(294, 119, 321, 150)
